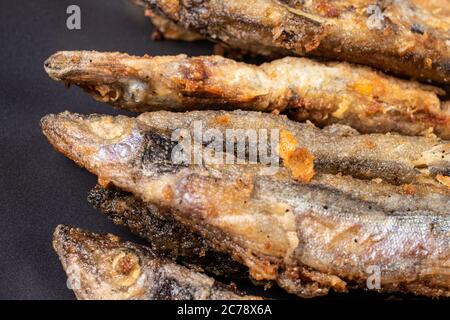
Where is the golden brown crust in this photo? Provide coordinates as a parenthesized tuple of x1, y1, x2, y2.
(145, 8, 203, 41)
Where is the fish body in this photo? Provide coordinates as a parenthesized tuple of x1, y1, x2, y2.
(42, 111, 450, 297)
(45, 51, 450, 138)
(145, 0, 450, 86)
(40, 109, 450, 185)
(53, 225, 256, 300)
(88, 184, 247, 277)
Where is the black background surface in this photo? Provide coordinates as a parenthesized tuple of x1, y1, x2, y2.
(0, 0, 431, 301)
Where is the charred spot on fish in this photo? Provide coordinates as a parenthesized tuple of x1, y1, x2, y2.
(141, 131, 188, 174)
(411, 24, 425, 35)
(314, 157, 412, 185)
(429, 222, 436, 234)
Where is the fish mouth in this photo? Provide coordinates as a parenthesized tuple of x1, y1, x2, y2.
(40, 112, 100, 169)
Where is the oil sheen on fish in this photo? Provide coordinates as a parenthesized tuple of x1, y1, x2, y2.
(42, 111, 450, 297)
(53, 225, 257, 300)
(144, 0, 450, 86)
(88, 184, 247, 278)
(45, 51, 450, 138)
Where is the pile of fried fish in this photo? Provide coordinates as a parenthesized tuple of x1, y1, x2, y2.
(43, 0, 450, 300)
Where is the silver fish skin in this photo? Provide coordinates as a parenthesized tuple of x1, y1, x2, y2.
(53, 225, 257, 300)
(131, 0, 204, 41)
(44, 51, 450, 138)
(145, 0, 450, 86)
(146, 8, 204, 41)
(42, 111, 450, 298)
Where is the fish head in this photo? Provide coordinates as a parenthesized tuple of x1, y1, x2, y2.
(40, 112, 184, 185)
(53, 225, 149, 300)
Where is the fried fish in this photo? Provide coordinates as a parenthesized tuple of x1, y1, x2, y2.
(42, 111, 450, 297)
(45, 51, 450, 138)
(88, 184, 247, 278)
(88, 169, 450, 282)
(144, 0, 450, 86)
(41, 109, 450, 184)
(53, 225, 257, 300)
